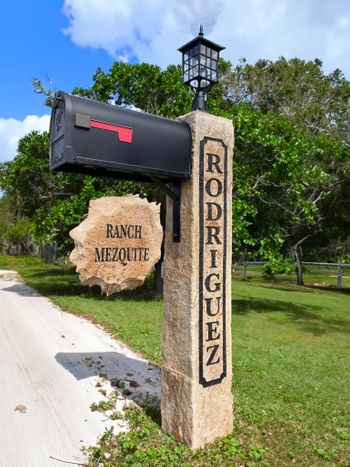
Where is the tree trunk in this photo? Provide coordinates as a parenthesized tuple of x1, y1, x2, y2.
(42, 244, 57, 264)
(293, 247, 304, 286)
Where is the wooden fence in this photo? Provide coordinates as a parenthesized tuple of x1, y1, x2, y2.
(236, 260, 350, 289)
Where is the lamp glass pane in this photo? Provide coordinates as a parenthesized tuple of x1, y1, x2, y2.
(212, 50, 218, 60)
(198, 78, 210, 89)
(205, 46, 213, 57)
(200, 55, 206, 65)
(189, 66, 199, 79)
(200, 44, 206, 54)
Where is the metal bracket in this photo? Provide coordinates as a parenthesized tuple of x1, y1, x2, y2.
(150, 176, 181, 242)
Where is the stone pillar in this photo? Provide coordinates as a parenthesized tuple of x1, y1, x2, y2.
(161, 111, 234, 449)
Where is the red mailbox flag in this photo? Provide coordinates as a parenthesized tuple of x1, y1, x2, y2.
(90, 120, 133, 143)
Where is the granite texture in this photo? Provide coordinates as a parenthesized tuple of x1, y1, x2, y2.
(70, 195, 163, 295)
(161, 111, 234, 449)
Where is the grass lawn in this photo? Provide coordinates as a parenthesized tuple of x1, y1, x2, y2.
(1, 255, 349, 465)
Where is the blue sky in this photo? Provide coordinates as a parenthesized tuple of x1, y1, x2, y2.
(1, 0, 350, 162)
(0, 0, 113, 119)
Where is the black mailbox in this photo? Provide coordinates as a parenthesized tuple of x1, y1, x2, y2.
(50, 92, 192, 182)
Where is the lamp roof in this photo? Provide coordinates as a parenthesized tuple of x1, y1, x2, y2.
(178, 25, 225, 54)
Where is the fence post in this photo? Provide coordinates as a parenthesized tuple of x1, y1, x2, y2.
(337, 258, 342, 289)
(243, 257, 247, 280)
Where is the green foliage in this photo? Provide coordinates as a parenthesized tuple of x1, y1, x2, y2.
(34, 176, 142, 255)
(228, 104, 337, 272)
(73, 62, 193, 118)
(90, 400, 116, 413)
(31, 61, 193, 255)
(0, 130, 144, 255)
(85, 406, 262, 465)
(0, 196, 35, 253)
(0, 197, 11, 250)
(0, 220, 7, 241)
(222, 57, 350, 143)
(32, 76, 56, 108)
(0, 130, 84, 253)
(315, 447, 337, 461)
(3, 56, 350, 269)
(3, 218, 34, 254)
(0, 131, 83, 221)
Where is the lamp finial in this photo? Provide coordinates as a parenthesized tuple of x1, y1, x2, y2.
(199, 25, 204, 36)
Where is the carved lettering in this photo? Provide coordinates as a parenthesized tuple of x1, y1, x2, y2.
(205, 296, 222, 317)
(94, 246, 150, 264)
(106, 223, 143, 239)
(209, 249, 218, 269)
(70, 196, 163, 296)
(199, 139, 228, 387)
(206, 202, 222, 221)
(206, 344, 220, 366)
(207, 153, 223, 174)
(205, 178, 223, 197)
(206, 226, 222, 245)
(206, 320, 221, 341)
(205, 273, 221, 293)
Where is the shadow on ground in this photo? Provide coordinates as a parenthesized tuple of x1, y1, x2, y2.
(19, 268, 160, 300)
(307, 284, 350, 294)
(55, 351, 161, 423)
(233, 296, 350, 336)
(2, 282, 41, 297)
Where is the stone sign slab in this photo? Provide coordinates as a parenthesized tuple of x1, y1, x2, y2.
(70, 195, 163, 295)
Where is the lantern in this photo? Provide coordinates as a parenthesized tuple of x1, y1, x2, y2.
(178, 25, 225, 111)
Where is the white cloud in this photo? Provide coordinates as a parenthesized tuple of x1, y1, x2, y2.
(0, 115, 50, 163)
(62, 0, 350, 77)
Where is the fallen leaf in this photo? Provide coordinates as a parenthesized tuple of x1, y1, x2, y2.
(129, 380, 140, 388)
(15, 405, 27, 413)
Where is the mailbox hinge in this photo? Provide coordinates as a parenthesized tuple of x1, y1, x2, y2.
(150, 176, 181, 243)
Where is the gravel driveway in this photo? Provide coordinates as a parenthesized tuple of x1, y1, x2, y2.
(0, 276, 160, 466)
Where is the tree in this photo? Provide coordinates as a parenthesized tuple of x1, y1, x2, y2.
(0, 131, 80, 217)
(4, 218, 35, 255)
(0, 196, 12, 252)
(227, 105, 338, 281)
(219, 57, 350, 271)
(0, 131, 141, 256)
(7, 58, 350, 285)
(0, 130, 83, 254)
(34, 176, 142, 255)
(73, 62, 193, 118)
(0, 196, 35, 254)
(221, 57, 350, 143)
